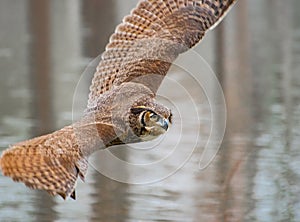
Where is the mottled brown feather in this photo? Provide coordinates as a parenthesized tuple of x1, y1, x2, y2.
(88, 0, 237, 108)
(0, 121, 124, 199)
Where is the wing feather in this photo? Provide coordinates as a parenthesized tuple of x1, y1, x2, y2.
(0, 120, 125, 199)
(88, 0, 237, 108)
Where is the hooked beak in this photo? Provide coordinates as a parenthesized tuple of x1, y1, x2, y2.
(159, 118, 169, 131)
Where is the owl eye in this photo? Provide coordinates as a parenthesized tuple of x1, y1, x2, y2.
(149, 113, 159, 122)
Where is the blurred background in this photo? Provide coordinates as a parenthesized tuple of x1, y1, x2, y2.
(0, 0, 300, 221)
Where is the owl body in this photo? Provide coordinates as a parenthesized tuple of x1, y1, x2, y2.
(82, 82, 171, 146)
(0, 0, 237, 199)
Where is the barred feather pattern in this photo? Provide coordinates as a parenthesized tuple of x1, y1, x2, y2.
(87, 0, 237, 108)
(0, 127, 82, 199)
(0, 119, 124, 199)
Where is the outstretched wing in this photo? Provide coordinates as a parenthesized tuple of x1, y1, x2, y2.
(0, 120, 125, 199)
(87, 0, 237, 108)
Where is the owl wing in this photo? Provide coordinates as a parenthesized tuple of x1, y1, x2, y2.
(87, 0, 237, 108)
(0, 120, 125, 199)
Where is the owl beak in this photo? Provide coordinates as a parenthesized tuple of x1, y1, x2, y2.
(159, 118, 169, 131)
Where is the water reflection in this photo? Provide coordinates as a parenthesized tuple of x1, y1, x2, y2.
(0, 0, 299, 221)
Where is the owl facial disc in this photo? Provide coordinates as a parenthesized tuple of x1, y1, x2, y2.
(140, 110, 169, 141)
(130, 106, 171, 141)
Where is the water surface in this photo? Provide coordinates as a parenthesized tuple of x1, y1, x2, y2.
(0, 0, 299, 221)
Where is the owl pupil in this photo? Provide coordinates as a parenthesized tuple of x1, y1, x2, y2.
(150, 113, 158, 121)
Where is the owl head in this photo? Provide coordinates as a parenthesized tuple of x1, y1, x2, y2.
(129, 103, 172, 141)
(99, 82, 172, 143)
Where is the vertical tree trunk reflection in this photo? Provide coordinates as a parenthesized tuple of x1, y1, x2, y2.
(215, 22, 225, 87)
(28, 0, 57, 221)
(29, 0, 54, 136)
(217, 1, 254, 221)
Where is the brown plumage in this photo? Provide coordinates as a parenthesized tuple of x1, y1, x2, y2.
(0, 0, 237, 199)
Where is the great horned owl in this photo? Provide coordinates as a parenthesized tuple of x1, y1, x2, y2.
(0, 0, 236, 199)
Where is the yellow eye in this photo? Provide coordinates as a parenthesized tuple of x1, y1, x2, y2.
(149, 113, 159, 122)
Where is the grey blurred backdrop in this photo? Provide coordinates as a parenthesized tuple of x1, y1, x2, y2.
(0, 0, 299, 221)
